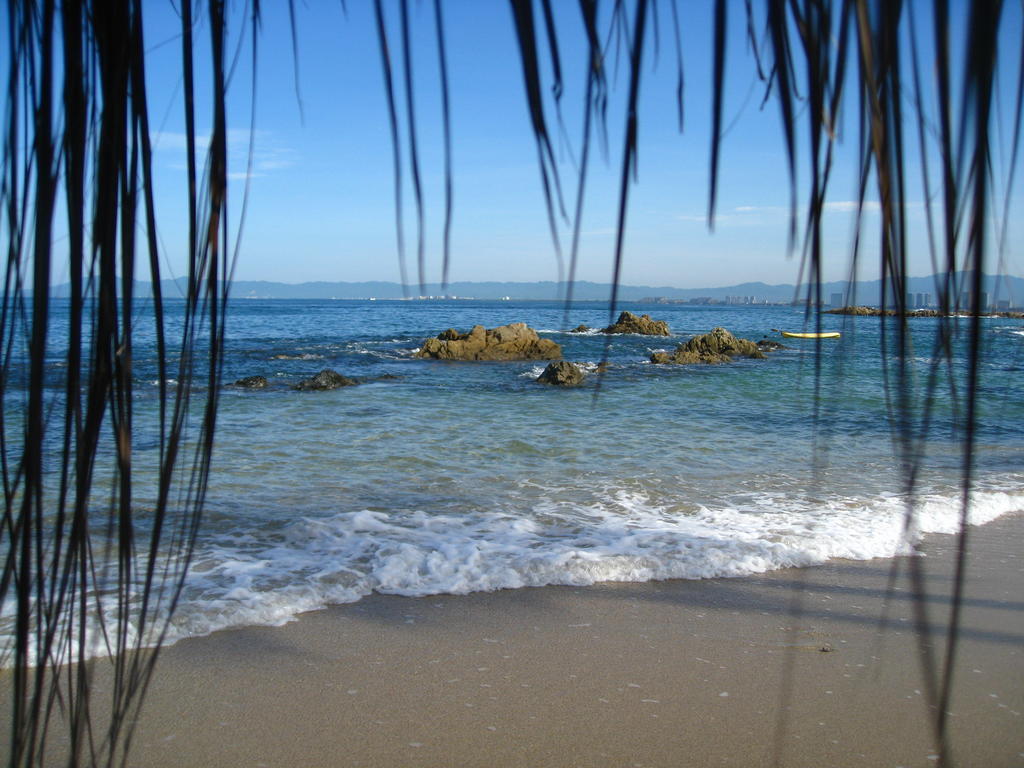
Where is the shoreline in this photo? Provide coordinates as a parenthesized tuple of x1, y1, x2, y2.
(4, 513, 1022, 767)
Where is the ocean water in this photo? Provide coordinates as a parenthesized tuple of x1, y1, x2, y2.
(4, 298, 1024, 655)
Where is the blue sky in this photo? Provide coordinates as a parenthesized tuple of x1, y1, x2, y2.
(139, 1, 1024, 290)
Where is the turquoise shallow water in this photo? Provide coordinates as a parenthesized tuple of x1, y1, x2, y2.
(4, 298, 1024, 651)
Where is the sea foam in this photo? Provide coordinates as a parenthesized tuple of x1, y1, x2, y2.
(155, 484, 1022, 648)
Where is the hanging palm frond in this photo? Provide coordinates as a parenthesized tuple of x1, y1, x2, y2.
(1, 0, 246, 763)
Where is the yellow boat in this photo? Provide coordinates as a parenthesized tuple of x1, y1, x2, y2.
(779, 331, 841, 339)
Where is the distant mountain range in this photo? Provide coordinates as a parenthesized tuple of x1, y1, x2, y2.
(48, 272, 1024, 306)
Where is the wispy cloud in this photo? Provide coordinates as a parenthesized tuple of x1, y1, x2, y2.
(733, 205, 787, 214)
(675, 199, 902, 224)
(731, 201, 888, 215)
(823, 200, 881, 213)
(675, 210, 751, 223)
(151, 129, 296, 178)
(151, 131, 216, 154)
(675, 206, 775, 223)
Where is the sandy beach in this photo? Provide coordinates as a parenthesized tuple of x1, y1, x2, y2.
(4, 513, 1022, 767)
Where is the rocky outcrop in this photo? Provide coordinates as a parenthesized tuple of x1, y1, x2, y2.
(293, 369, 358, 391)
(826, 305, 940, 317)
(827, 305, 882, 316)
(537, 361, 585, 387)
(756, 338, 787, 351)
(650, 327, 766, 365)
(415, 323, 562, 361)
(828, 305, 1024, 318)
(234, 375, 269, 388)
(569, 324, 592, 333)
(602, 311, 670, 336)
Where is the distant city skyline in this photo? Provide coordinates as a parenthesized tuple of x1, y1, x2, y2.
(57, 271, 1023, 309)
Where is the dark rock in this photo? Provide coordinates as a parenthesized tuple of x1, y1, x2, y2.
(569, 324, 592, 333)
(757, 338, 787, 351)
(650, 327, 766, 365)
(827, 306, 954, 317)
(293, 369, 358, 391)
(602, 311, 670, 336)
(415, 323, 562, 361)
(234, 375, 268, 388)
(826, 305, 883, 316)
(537, 361, 585, 387)
(827, 305, 1024, 318)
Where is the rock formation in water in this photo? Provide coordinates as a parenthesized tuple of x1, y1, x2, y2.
(536, 361, 585, 386)
(601, 311, 670, 336)
(756, 338, 787, 351)
(826, 305, 884, 316)
(650, 327, 766, 365)
(828, 305, 1024, 318)
(293, 369, 358, 390)
(415, 323, 562, 361)
(826, 305, 937, 316)
(234, 375, 269, 388)
(569, 324, 592, 333)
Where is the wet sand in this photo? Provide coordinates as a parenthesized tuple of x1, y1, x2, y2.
(6, 514, 1024, 767)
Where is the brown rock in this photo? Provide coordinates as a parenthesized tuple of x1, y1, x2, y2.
(650, 327, 766, 365)
(415, 323, 562, 361)
(826, 305, 880, 316)
(602, 311, 671, 336)
(826, 306, 946, 317)
(537, 361, 585, 387)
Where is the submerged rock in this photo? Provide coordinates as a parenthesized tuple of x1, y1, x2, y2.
(415, 323, 562, 361)
(537, 361, 585, 387)
(601, 311, 670, 336)
(293, 369, 358, 391)
(756, 338, 787, 351)
(650, 327, 766, 365)
(233, 375, 269, 389)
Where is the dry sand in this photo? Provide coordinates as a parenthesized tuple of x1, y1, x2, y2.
(5, 514, 1023, 767)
